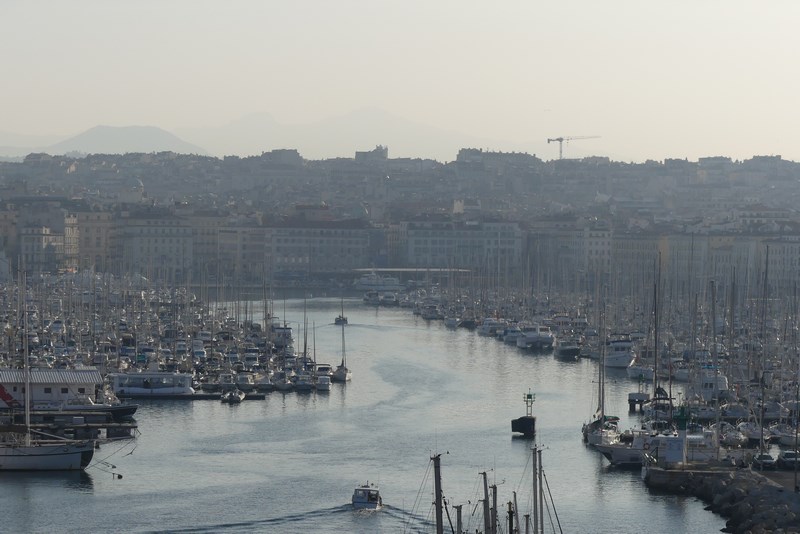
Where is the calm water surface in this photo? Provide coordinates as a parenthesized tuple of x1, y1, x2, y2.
(0, 298, 726, 533)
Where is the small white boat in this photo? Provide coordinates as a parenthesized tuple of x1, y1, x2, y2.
(352, 482, 382, 510)
(221, 389, 246, 403)
(314, 375, 331, 392)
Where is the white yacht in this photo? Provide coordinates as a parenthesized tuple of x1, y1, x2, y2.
(604, 334, 636, 368)
(477, 318, 506, 337)
(515, 324, 555, 350)
(353, 272, 405, 292)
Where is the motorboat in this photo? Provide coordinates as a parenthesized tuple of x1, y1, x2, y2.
(314, 375, 331, 392)
(515, 324, 555, 351)
(293, 371, 314, 392)
(477, 318, 506, 337)
(594, 430, 670, 467)
(443, 316, 460, 329)
(352, 482, 382, 510)
(221, 389, 246, 403)
(379, 292, 399, 306)
(604, 334, 636, 368)
(554, 334, 582, 360)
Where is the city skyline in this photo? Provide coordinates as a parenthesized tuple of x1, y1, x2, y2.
(4, 1, 798, 162)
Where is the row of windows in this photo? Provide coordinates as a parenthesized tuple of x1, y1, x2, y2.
(274, 238, 364, 245)
(409, 239, 520, 246)
(275, 230, 365, 237)
(11, 386, 87, 395)
(129, 228, 191, 235)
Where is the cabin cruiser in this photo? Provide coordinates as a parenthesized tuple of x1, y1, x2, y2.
(477, 318, 506, 337)
(515, 324, 555, 351)
(554, 333, 582, 360)
(595, 429, 672, 467)
(604, 334, 637, 368)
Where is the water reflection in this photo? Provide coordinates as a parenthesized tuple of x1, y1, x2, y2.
(0, 470, 94, 492)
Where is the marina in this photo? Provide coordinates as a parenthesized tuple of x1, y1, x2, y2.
(0, 294, 730, 532)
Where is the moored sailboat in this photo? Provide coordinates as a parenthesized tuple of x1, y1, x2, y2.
(332, 321, 352, 382)
(0, 273, 95, 471)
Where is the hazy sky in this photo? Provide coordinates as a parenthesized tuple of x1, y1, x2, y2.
(3, 1, 799, 162)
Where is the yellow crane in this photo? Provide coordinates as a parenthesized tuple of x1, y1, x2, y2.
(547, 135, 600, 159)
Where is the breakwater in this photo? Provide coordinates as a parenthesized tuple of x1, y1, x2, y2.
(647, 466, 800, 533)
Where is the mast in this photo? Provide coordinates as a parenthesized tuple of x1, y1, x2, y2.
(531, 446, 538, 534)
(340, 320, 346, 369)
(711, 279, 721, 459)
(653, 255, 660, 393)
(22, 270, 31, 447)
(537, 448, 544, 534)
(481, 470, 491, 534)
(433, 454, 444, 534)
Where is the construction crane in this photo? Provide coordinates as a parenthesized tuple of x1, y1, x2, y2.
(547, 136, 600, 159)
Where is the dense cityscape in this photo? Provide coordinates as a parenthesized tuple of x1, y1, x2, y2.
(0, 146, 798, 299)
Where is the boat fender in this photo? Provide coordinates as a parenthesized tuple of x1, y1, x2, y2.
(643, 443, 650, 450)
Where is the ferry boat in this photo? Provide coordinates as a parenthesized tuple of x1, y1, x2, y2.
(352, 482, 382, 510)
(353, 272, 405, 292)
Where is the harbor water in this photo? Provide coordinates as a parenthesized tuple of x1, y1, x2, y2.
(0, 297, 726, 533)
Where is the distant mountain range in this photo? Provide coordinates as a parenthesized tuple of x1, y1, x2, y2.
(0, 109, 538, 162)
(175, 108, 528, 161)
(0, 125, 206, 160)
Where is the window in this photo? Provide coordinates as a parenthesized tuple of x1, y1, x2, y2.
(78, 388, 86, 394)
(44, 387, 52, 394)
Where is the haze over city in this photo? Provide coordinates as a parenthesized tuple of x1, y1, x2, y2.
(3, 1, 798, 162)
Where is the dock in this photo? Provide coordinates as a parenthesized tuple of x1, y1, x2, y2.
(117, 392, 267, 400)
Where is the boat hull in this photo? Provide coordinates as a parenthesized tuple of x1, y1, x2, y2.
(0, 442, 94, 471)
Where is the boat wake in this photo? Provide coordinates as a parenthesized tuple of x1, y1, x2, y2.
(156, 506, 350, 533)
(144, 504, 433, 533)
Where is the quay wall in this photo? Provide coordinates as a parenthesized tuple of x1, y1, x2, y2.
(646, 467, 800, 533)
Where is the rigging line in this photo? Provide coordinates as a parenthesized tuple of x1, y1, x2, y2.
(403, 458, 433, 534)
(91, 437, 137, 465)
(514, 446, 533, 494)
(542, 470, 563, 534)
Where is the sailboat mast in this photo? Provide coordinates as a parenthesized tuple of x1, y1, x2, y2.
(341, 321, 346, 368)
(653, 256, 660, 393)
(22, 271, 31, 447)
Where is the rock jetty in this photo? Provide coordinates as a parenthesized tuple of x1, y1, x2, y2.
(653, 468, 800, 533)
